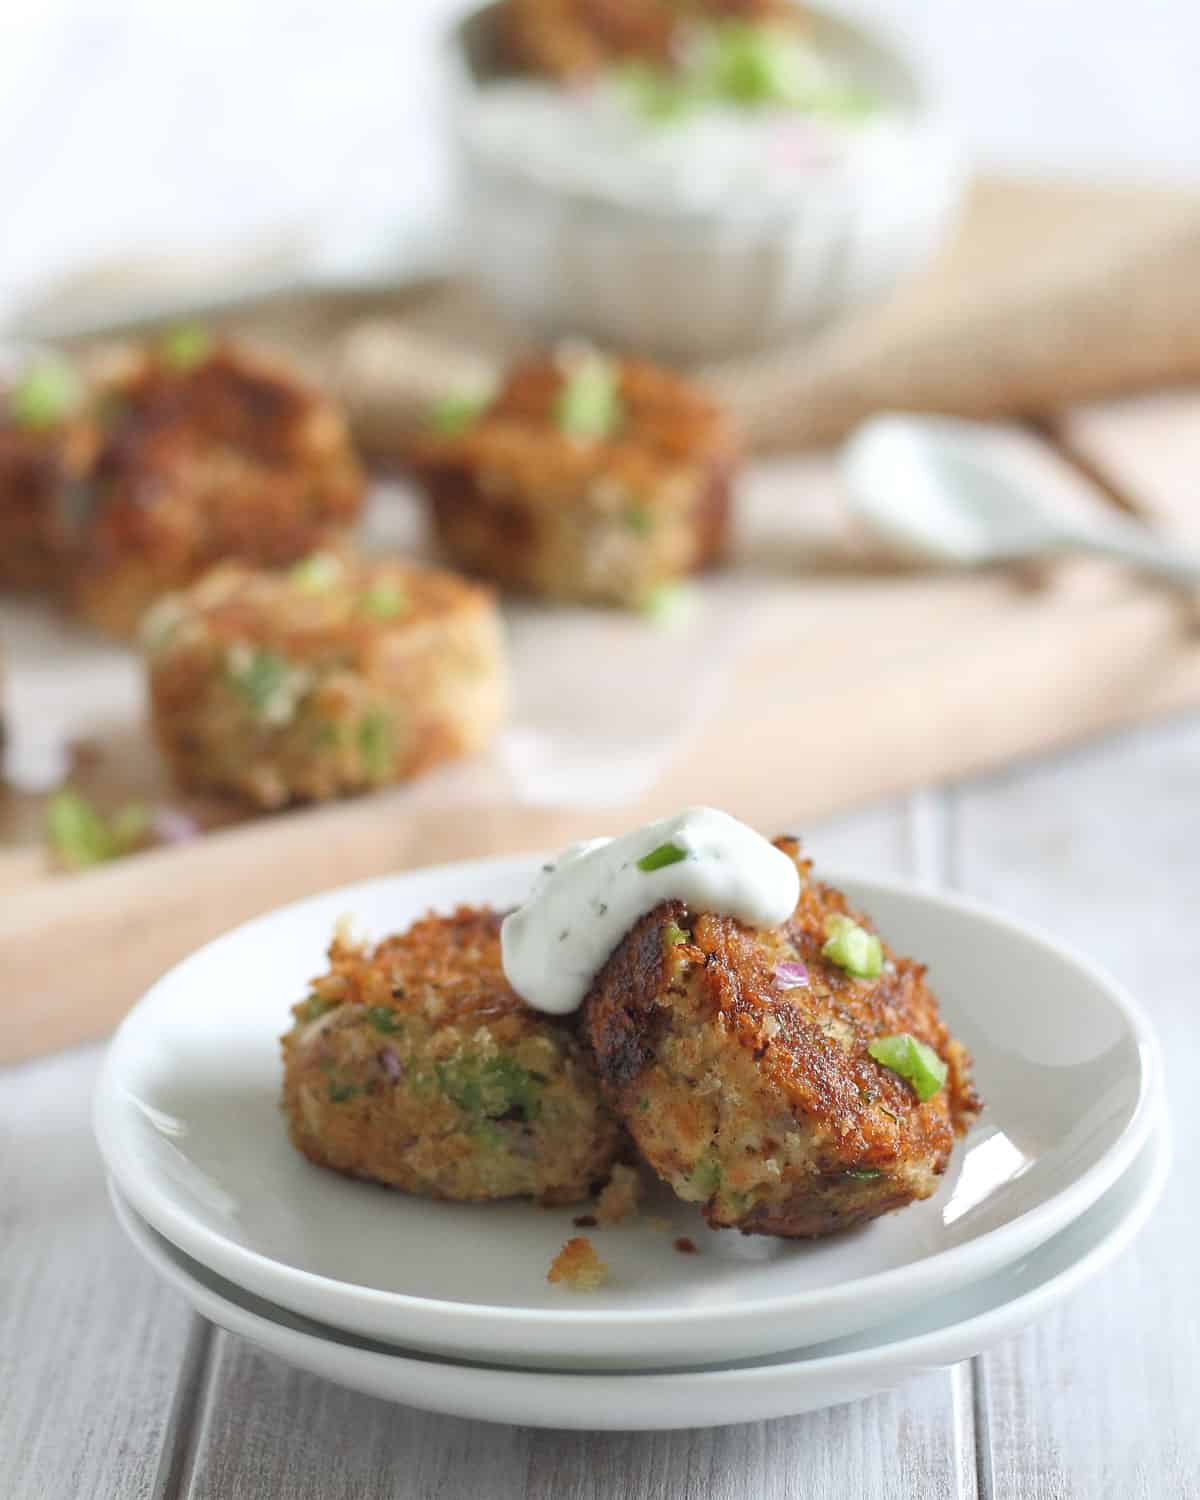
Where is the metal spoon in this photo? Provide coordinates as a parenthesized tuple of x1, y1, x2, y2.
(840, 413, 1200, 588)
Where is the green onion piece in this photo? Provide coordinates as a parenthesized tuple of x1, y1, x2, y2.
(358, 712, 393, 780)
(702, 21, 809, 109)
(429, 390, 489, 437)
(867, 1033, 948, 1103)
(289, 553, 343, 593)
(160, 322, 212, 372)
(662, 921, 689, 947)
(845, 1167, 882, 1181)
(367, 1005, 402, 1035)
(328, 1081, 359, 1103)
(9, 358, 82, 430)
(687, 1154, 721, 1197)
(618, 60, 698, 122)
(625, 504, 654, 536)
(226, 646, 307, 724)
(821, 913, 884, 979)
(639, 581, 696, 628)
(637, 841, 687, 873)
(47, 789, 148, 870)
(360, 581, 407, 619)
(436, 1055, 543, 1122)
(555, 356, 623, 440)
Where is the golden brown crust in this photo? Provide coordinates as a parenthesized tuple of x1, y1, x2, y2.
(321, 907, 534, 1029)
(584, 838, 981, 1238)
(68, 342, 365, 635)
(412, 355, 738, 605)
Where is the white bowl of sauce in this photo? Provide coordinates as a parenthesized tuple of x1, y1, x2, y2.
(449, 3, 964, 360)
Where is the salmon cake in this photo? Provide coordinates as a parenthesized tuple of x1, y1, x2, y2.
(144, 551, 507, 808)
(584, 839, 980, 1238)
(282, 908, 624, 1204)
(69, 330, 365, 636)
(411, 350, 737, 608)
(0, 355, 97, 591)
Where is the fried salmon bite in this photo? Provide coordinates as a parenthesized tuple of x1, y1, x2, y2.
(410, 351, 738, 608)
(583, 840, 980, 1238)
(144, 552, 507, 809)
(68, 331, 365, 637)
(281, 908, 624, 1204)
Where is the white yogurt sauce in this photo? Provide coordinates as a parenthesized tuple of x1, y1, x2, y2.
(459, 76, 898, 220)
(501, 807, 800, 1015)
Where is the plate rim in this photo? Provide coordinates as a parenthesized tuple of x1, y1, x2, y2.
(106, 1113, 1169, 1425)
(94, 848, 1163, 1341)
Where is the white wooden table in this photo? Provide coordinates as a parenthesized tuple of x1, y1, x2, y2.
(5, 713, 1196, 1499)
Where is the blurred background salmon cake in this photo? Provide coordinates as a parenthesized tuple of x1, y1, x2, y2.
(412, 350, 738, 608)
(145, 553, 507, 808)
(69, 332, 366, 637)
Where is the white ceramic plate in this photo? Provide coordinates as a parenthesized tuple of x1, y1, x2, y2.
(94, 853, 1160, 1370)
(109, 1116, 1168, 1430)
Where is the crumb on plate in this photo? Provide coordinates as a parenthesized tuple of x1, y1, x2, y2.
(548, 1236, 609, 1291)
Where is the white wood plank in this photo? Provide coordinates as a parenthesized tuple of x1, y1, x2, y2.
(951, 713, 1200, 1498)
(186, 1339, 976, 1500)
(178, 797, 977, 1500)
(0, 1045, 197, 1500)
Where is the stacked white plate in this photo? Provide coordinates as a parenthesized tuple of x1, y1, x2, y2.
(95, 854, 1166, 1431)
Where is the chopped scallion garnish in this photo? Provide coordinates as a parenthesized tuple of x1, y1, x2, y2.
(360, 581, 407, 619)
(429, 390, 490, 436)
(867, 1033, 948, 1103)
(821, 913, 883, 978)
(639, 580, 696, 628)
(9, 358, 82, 430)
(160, 323, 212, 372)
(47, 789, 148, 870)
(226, 645, 309, 724)
(555, 355, 623, 440)
(289, 552, 343, 593)
(638, 841, 687, 873)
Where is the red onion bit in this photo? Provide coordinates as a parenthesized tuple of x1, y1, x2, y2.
(774, 961, 809, 989)
(378, 1047, 404, 1083)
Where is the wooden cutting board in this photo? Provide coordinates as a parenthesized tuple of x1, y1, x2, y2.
(2, 395, 1198, 1065)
